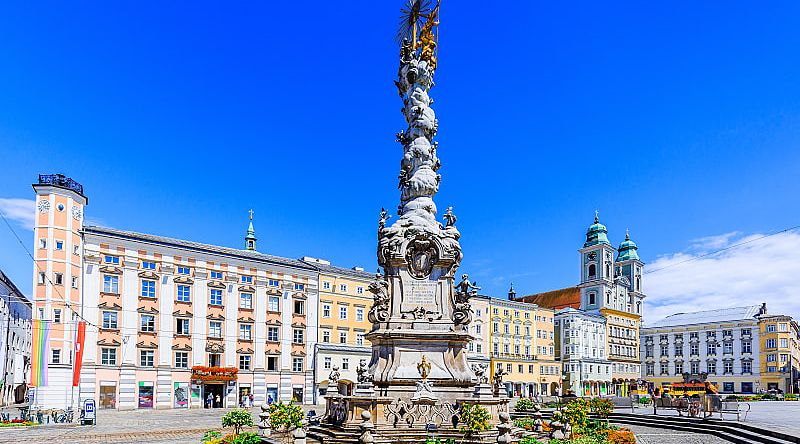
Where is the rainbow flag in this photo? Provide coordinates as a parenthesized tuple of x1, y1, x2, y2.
(30, 319, 50, 386)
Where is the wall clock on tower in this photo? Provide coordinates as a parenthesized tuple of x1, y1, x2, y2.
(72, 206, 82, 220)
(37, 200, 50, 213)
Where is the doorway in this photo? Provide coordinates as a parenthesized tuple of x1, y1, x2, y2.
(203, 384, 225, 408)
(100, 384, 117, 409)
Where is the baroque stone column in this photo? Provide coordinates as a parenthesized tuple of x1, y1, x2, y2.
(366, 32, 475, 401)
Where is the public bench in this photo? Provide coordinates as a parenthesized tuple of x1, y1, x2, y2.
(610, 396, 635, 413)
(703, 395, 750, 421)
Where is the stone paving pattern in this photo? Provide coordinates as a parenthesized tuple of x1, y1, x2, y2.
(624, 425, 728, 444)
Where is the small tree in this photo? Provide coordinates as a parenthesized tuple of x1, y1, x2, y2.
(222, 409, 255, 436)
(514, 398, 535, 412)
(590, 397, 614, 422)
(459, 404, 490, 437)
(562, 398, 590, 431)
(268, 401, 304, 432)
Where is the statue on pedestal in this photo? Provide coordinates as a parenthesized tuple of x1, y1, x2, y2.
(453, 274, 480, 327)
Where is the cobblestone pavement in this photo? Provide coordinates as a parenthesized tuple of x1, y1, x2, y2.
(623, 424, 728, 444)
(0, 407, 249, 443)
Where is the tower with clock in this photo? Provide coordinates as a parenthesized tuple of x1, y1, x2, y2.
(31, 173, 88, 409)
(578, 212, 617, 313)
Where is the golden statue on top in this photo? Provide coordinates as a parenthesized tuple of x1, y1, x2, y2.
(417, 355, 432, 380)
(397, 0, 440, 70)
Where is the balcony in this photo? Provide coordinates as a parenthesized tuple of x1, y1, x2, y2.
(38, 174, 85, 197)
(491, 352, 539, 361)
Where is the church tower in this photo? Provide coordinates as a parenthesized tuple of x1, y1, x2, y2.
(615, 230, 645, 316)
(244, 210, 257, 251)
(578, 212, 616, 313)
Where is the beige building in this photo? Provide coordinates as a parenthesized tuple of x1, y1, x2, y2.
(303, 257, 373, 402)
(758, 313, 800, 393)
(489, 295, 560, 397)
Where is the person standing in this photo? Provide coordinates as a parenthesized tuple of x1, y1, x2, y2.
(206, 393, 213, 409)
(215, 394, 221, 408)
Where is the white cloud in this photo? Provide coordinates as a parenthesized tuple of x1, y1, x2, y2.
(0, 198, 35, 230)
(645, 230, 800, 325)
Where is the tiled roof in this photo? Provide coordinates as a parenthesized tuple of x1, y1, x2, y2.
(515, 286, 580, 310)
(82, 225, 317, 271)
(645, 305, 762, 329)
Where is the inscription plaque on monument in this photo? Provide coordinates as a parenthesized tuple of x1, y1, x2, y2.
(401, 280, 438, 313)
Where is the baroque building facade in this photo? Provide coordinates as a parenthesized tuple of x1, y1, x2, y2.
(488, 297, 560, 397)
(517, 215, 644, 396)
(641, 305, 763, 394)
(554, 307, 610, 396)
(31, 174, 383, 410)
(756, 312, 800, 393)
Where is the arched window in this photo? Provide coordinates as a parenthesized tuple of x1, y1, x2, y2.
(588, 292, 596, 305)
(588, 264, 596, 278)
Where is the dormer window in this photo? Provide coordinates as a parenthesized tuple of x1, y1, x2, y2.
(177, 267, 191, 275)
(210, 271, 223, 280)
(104, 255, 120, 265)
(241, 275, 253, 284)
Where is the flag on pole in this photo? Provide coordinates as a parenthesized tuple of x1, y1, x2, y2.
(73, 321, 86, 387)
(31, 319, 51, 386)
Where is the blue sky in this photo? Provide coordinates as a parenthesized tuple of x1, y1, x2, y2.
(1, 1, 800, 322)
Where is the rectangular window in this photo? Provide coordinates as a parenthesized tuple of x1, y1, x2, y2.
(707, 361, 716, 374)
(292, 329, 304, 344)
(690, 343, 699, 356)
(767, 354, 777, 362)
(766, 324, 776, 333)
(339, 306, 348, 319)
(342, 357, 349, 370)
(267, 356, 278, 371)
(742, 340, 752, 353)
(209, 321, 222, 338)
(780, 338, 789, 348)
(268, 296, 280, 311)
(294, 283, 305, 291)
(73, 244, 80, 255)
(104, 255, 120, 265)
(175, 351, 188, 369)
(176, 318, 190, 335)
(356, 333, 364, 346)
(294, 299, 305, 315)
(240, 293, 253, 309)
(691, 362, 700, 374)
(766, 339, 777, 349)
(102, 311, 118, 329)
(239, 355, 252, 370)
(53, 308, 62, 324)
(38, 272, 46, 285)
(339, 284, 347, 292)
(292, 357, 303, 372)
(324, 357, 332, 369)
(103, 275, 119, 293)
(322, 330, 331, 343)
(71, 276, 79, 288)
(142, 261, 156, 270)
(742, 361, 752, 374)
(140, 350, 154, 367)
(177, 266, 191, 275)
(339, 331, 347, 344)
(54, 273, 63, 285)
(140, 315, 155, 332)
(141, 279, 156, 298)
(101, 348, 117, 366)
(55, 240, 64, 250)
(674, 361, 683, 375)
(268, 279, 280, 287)
(39, 238, 47, 249)
(209, 271, 222, 280)
(357, 286, 363, 294)
(356, 307, 364, 322)
(661, 345, 669, 356)
(506, 363, 512, 373)
(476, 344, 482, 353)
(724, 361, 733, 374)
(240, 275, 253, 284)
(322, 303, 331, 318)
(239, 324, 253, 340)
(267, 326, 279, 342)
(52, 349, 61, 364)
(723, 342, 733, 354)
(209, 289, 223, 305)
(177, 285, 191, 302)
(323, 281, 331, 290)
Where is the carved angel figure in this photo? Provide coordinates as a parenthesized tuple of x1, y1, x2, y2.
(328, 365, 340, 385)
(472, 363, 488, 384)
(356, 358, 373, 384)
(368, 276, 391, 324)
(493, 367, 508, 395)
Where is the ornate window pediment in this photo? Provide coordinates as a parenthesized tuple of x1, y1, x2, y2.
(137, 341, 158, 349)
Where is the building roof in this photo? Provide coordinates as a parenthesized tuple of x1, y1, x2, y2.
(515, 286, 580, 310)
(556, 307, 606, 321)
(645, 305, 762, 329)
(83, 225, 317, 271)
(301, 259, 375, 280)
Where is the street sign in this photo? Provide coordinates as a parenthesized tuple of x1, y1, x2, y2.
(83, 399, 96, 425)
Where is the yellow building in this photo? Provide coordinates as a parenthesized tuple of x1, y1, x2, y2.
(489, 295, 560, 397)
(302, 257, 374, 402)
(601, 308, 641, 396)
(758, 314, 800, 393)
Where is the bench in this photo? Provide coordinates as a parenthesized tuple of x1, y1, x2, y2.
(610, 396, 635, 413)
(703, 395, 750, 421)
(653, 396, 694, 417)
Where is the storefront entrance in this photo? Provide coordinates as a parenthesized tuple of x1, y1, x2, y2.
(203, 384, 225, 408)
(100, 383, 117, 409)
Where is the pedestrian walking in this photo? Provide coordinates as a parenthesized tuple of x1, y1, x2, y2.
(206, 393, 213, 409)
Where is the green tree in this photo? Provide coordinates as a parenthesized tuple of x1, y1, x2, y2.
(459, 404, 490, 437)
(222, 409, 255, 435)
(268, 401, 304, 432)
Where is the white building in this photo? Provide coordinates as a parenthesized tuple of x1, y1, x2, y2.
(641, 305, 763, 394)
(555, 307, 612, 396)
(0, 270, 32, 406)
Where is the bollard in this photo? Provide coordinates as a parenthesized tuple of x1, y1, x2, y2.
(358, 410, 375, 444)
(496, 411, 511, 444)
(292, 420, 307, 444)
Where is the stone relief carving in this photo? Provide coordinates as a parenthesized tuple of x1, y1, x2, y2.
(405, 236, 438, 279)
(367, 275, 390, 324)
(384, 398, 458, 428)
